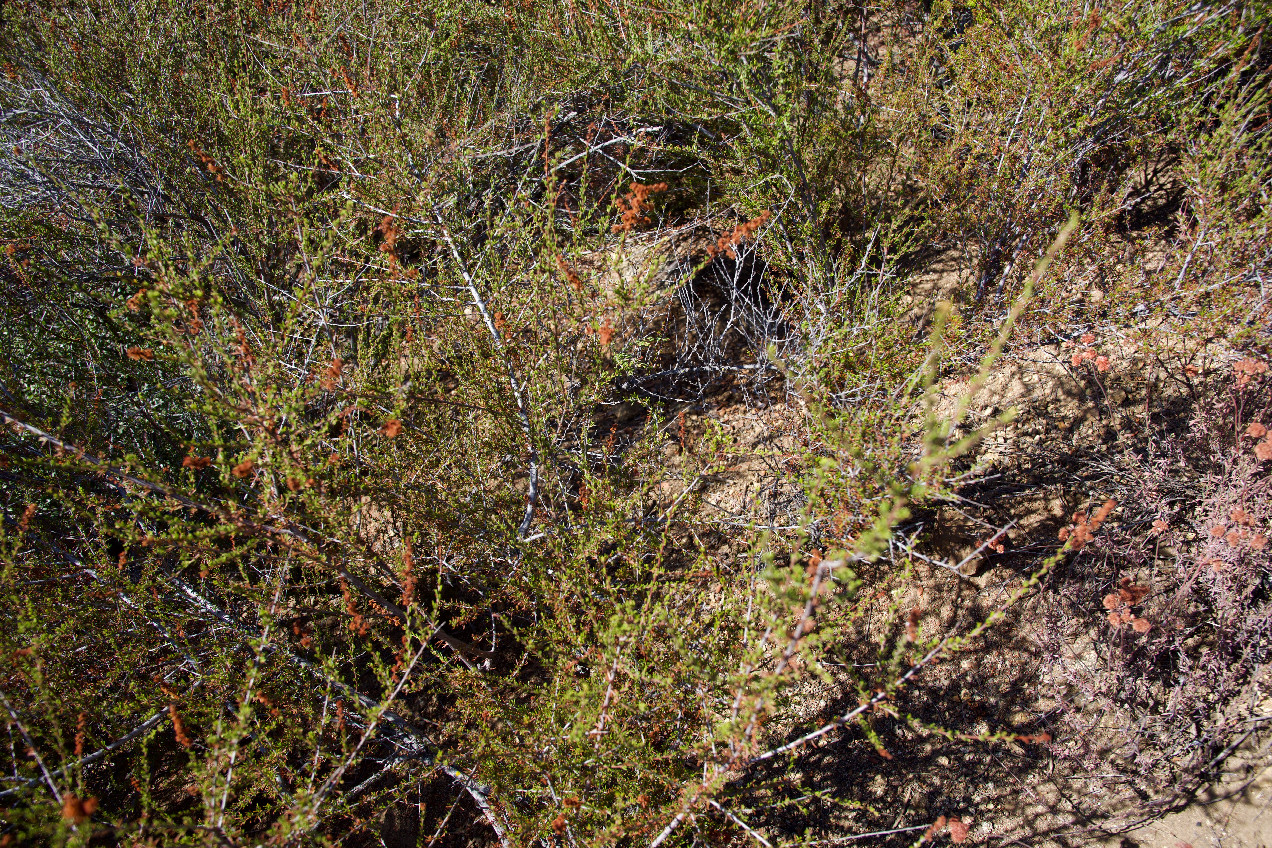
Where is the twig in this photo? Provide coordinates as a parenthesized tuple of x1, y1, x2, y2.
(162, 573, 439, 758)
(442, 765, 513, 848)
(0, 688, 62, 803)
(736, 557, 835, 755)
(427, 206, 541, 540)
(708, 798, 772, 848)
(588, 639, 626, 747)
(649, 803, 694, 848)
(306, 641, 429, 816)
(748, 641, 948, 764)
(0, 702, 189, 799)
(798, 823, 931, 845)
(0, 406, 493, 662)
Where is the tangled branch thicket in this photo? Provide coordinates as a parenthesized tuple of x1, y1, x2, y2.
(1, 0, 1269, 845)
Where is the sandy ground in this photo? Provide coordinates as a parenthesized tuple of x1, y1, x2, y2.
(1113, 742, 1272, 848)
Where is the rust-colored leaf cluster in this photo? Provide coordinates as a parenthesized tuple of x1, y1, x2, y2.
(611, 181, 667, 233)
(1058, 498, 1116, 550)
(1245, 421, 1272, 462)
(1234, 356, 1268, 389)
(707, 210, 771, 260)
(1211, 504, 1267, 550)
(1070, 332, 1110, 371)
(1103, 577, 1151, 632)
(61, 793, 98, 823)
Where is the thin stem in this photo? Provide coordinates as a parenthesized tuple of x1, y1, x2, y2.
(428, 205, 542, 540)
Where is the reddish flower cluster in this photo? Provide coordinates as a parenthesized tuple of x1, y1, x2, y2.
(321, 356, 344, 391)
(161, 685, 193, 748)
(187, 139, 224, 182)
(707, 210, 772, 260)
(183, 298, 203, 336)
(232, 319, 255, 368)
(556, 254, 584, 291)
(61, 793, 99, 823)
(1211, 504, 1267, 550)
(75, 711, 87, 757)
(612, 181, 668, 233)
(291, 621, 314, 649)
(923, 815, 969, 844)
(340, 577, 370, 636)
(1103, 577, 1151, 633)
(400, 537, 416, 608)
(1234, 356, 1268, 389)
(597, 319, 615, 347)
(182, 453, 212, 470)
(1058, 498, 1116, 550)
(980, 528, 1007, 553)
(1245, 421, 1272, 462)
(550, 796, 583, 835)
(905, 605, 921, 642)
(377, 211, 400, 259)
(1070, 332, 1110, 371)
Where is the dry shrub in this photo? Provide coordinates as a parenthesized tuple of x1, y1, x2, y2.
(1041, 358, 1272, 811)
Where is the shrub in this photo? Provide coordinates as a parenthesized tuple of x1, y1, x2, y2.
(0, 0, 1267, 845)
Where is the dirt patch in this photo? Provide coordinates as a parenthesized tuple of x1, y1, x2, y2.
(1113, 732, 1272, 848)
(899, 248, 976, 326)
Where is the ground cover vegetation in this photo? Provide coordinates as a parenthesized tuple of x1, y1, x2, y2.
(1, 0, 1269, 844)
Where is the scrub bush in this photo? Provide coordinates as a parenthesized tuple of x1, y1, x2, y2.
(0, 0, 1266, 845)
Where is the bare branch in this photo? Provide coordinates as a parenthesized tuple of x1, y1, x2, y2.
(427, 205, 541, 540)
